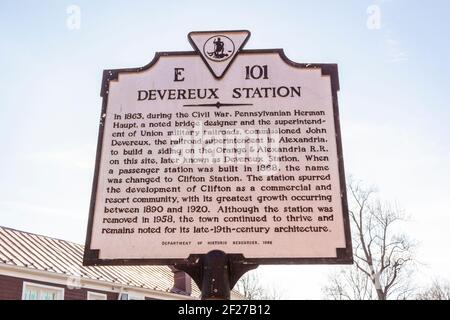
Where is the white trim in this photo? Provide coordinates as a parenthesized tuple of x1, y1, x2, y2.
(87, 291, 107, 300)
(22, 281, 65, 300)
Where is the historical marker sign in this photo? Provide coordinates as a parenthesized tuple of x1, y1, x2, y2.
(84, 30, 352, 266)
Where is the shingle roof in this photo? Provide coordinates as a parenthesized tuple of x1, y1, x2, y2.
(0, 226, 200, 297)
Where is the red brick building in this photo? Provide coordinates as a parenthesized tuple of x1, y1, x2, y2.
(0, 226, 243, 300)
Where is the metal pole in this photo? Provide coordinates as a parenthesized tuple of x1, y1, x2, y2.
(173, 251, 258, 300)
(201, 250, 230, 300)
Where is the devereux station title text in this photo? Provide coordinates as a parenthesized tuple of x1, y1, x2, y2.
(137, 65, 302, 101)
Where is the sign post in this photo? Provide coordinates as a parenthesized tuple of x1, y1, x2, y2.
(84, 30, 353, 299)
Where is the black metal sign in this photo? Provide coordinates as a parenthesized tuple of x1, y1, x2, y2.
(84, 31, 352, 293)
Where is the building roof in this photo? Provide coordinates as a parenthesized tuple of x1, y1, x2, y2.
(0, 226, 200, 297)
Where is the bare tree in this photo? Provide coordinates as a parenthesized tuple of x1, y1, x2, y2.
(323, 179, 416, 300)
(234, 272, 282, 300)
(417, 280, 450, 300)
(325, 267, 373, 300)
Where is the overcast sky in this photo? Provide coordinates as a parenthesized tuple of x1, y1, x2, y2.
(1, 0, 449, 299)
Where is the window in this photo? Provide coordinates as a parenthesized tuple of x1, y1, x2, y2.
(87, 292, 107, 300)
(118, 293, 143, 300)
(22, 282, 64, 300)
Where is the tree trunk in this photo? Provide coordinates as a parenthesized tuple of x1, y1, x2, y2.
(376, 288, 386, 300)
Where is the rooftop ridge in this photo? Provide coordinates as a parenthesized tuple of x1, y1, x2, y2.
(0, 225, 83, 248)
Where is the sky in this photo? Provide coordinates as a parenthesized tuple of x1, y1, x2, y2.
(1, 0, 449, 299)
